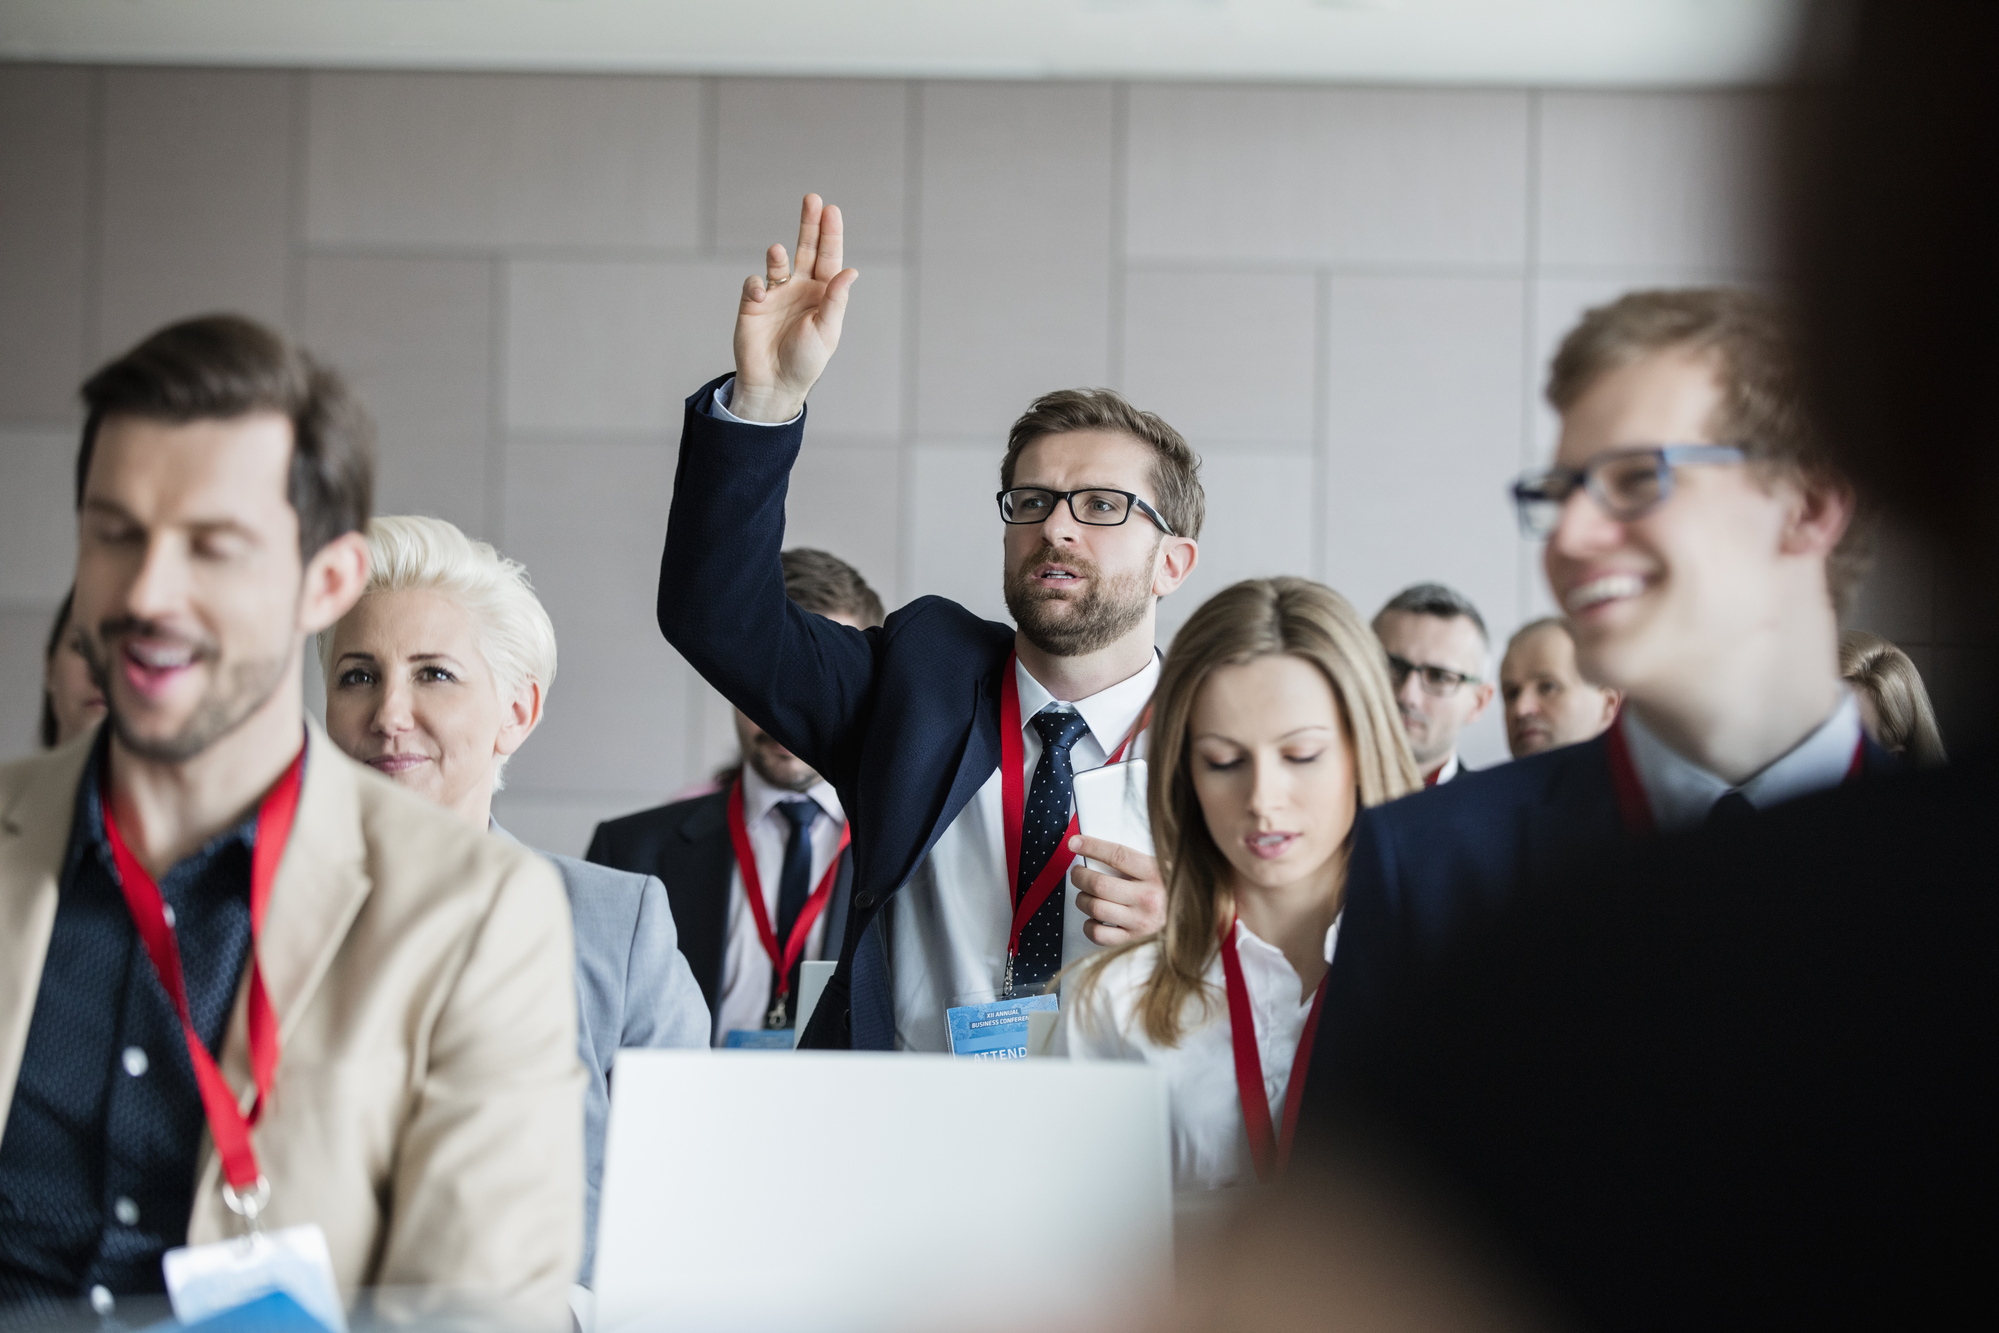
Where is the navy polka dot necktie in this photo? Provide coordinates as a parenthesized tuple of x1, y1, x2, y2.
(1014, 707, 1092, 994)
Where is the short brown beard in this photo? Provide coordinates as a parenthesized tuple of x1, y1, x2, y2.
(82, 618, 290, 764)
(1002, 541, 1155, 659)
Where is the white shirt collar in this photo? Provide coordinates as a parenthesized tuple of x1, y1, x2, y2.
(1013, 652, 1161, 756)
(737, 758, 844, 829)
(1431, 753, 1461, 785)
(1620, 690, 1864, 833)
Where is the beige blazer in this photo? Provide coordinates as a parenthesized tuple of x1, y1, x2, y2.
(0, 720, 584, 1326)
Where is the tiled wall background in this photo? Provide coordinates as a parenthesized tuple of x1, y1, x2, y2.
(0, 66, 1953, 854)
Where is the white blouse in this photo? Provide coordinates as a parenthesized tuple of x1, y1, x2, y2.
(1057, 917, 1336, 1191)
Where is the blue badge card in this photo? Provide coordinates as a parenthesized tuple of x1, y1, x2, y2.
(946, 994, 1059, 1060)
(723, 1029, 794, 1049)
(162, 1224, 347, 1333)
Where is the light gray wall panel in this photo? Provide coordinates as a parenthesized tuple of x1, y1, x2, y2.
(300, 256, 494, 535)
(1121, 269, 1316, 449)
(1158, 451, 1315, 646)
(0, 67, 91, 421)
(306, 72, 702, 249)
(1538, 91, 1777, 272)
(97, 69, 294, 357)
(1126, 86, 1530, 266)
(491, 791, 662, 861)
(0, 428, 77, 604)
(915, 82, 1114, 439)
(505, 258, 739, 433)
(1322, 273, 1527, 641)
(715, 79, 909, 257)
(798, 264, 906, 441)
(785, 444, 903, 612)
(904, 443, 1009, 625)
(500, 439, 687, 795)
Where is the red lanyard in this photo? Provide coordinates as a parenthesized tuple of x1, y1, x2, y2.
(726, 779, 850, 1028)
(1605, 712, 1867, 836)
(999, 652, 1143, 997)
(1217, 915, 1328, 1185)
(101, 746, 305, 1204)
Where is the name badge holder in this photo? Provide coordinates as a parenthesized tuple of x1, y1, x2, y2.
(103, 747, 346, 1332)
(722, 780, 849, 1048)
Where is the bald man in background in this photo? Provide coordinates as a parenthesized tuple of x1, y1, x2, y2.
(1498, 618, 1619, 759)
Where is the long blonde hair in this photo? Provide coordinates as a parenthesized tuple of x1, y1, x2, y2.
(1839, 630, 1946, 766)
(1072, 577, 1420, 1047)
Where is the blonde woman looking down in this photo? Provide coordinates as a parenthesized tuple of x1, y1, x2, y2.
(320, 515, 709, 1288)
(1060, 578, 1418, 1191)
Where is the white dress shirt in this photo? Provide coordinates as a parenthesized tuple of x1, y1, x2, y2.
(1429, 753, 1462, 786)
(1622, 691, 1865, 832)
(1059, 917, 1338, 1191)
(889, 654, 1159, 1053)
(713, 763, 847, 1043)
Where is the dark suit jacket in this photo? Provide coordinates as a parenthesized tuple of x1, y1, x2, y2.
(1304, 730, 1895, 1119)
(656, 377, 1016, 1049)
(585, 785, 853, 1023)
(1306, 750, 1996, 1330)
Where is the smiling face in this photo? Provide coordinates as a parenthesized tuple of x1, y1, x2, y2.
(1545, 347, 1818, 702)
(74, 413, 317, 763)
(324, 587, 537, 827)
(1188, 654, 1358, 908)
(1001, 430, 1185, 658)
(1499, 622, 1620, 757)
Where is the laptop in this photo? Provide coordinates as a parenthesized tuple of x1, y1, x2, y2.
(591, 1051, 1172, 1332)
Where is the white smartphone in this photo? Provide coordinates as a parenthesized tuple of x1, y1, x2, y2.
(1072, 759, 1153, 873)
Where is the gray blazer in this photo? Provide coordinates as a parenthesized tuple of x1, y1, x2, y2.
(494, 825, 710, 1284)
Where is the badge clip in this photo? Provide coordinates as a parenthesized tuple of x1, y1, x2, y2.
(222, 1174, 271, 1235)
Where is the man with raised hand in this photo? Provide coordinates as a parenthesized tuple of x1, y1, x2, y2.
(1304, 287, 1889, 1093)
(657, 196, 1202, 1050)
(0, 316, 581, 1324)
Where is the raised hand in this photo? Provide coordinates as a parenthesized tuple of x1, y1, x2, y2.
(729, 193, 860, 423)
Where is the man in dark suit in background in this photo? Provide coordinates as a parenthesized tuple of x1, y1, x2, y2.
(1372, 582, 1495, 787)
(1305, 286, 1886, 1108)
(588, 549, 880, 1044)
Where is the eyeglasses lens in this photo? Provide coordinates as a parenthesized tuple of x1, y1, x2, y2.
(1595, 455, 1667, 516)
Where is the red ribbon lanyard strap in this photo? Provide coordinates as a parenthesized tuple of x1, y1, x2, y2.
(726, 780, 850, 1006)
(102, 747, 304, 1199)
(1218, 915, 1328, 1185)
(999, 653, 1144, 965)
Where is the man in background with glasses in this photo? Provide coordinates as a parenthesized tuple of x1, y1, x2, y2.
(1372, 583, 1496, 786)
(1305, 287, 1889, 1090)
(657, 195, 1202, 1051)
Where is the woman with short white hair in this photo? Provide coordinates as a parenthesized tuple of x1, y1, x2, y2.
(320, 515, 709, 1287)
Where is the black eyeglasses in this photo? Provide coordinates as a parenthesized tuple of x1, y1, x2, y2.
(1386, 654, 1480, 697)
(997, 488, 1176, 536)
(1511, 444, 1747, 540)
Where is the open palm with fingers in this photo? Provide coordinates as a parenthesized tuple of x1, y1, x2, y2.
(729, 193, 860, 423)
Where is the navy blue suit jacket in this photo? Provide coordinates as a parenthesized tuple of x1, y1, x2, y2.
(657, 377, 1015, 1049)
(1305, 729, 1895, 1120)
(585, 785, 854, 1021)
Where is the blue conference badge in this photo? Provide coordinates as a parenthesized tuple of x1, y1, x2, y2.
(946, 994, 1058, 1060)
(723, 1029, 795, 1049)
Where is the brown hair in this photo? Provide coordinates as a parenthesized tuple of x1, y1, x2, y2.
(1839, 631, 1946, 766)
(782, 547, 886, 629)
(999, 388, 1205, 541)
(1546, 288, 1871, 610)
(77, 314, 375, 558)
(1071, 577, 1420, 1047)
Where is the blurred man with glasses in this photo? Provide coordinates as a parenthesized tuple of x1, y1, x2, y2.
(1306, 288, 1891, 1081)
(1372, 584, 1495, 786)
(656, 195, 1202, 1050)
